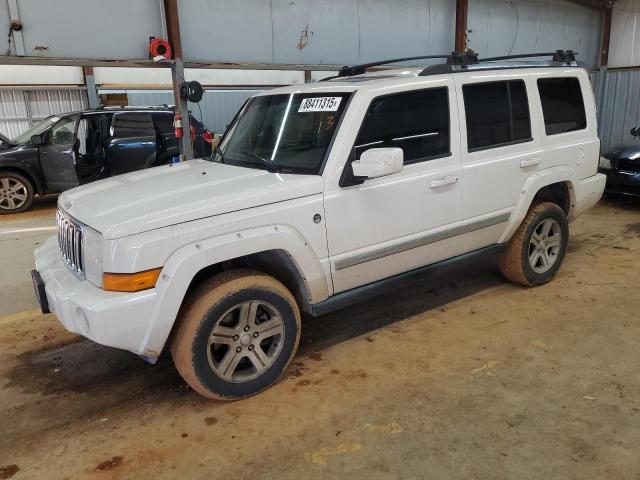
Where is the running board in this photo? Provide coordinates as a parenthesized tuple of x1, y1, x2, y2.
(309, 243, 506, 317)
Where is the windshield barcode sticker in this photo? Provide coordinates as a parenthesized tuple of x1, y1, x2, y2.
(298, 97, 342, 112)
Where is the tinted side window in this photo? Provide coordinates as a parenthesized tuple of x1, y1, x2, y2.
(355, 87, 450, 165)
(463, 80, 531, 151)
(111, 113, 155, 138)
(537, 77, 586, 135)
(152, 113, 174, 134)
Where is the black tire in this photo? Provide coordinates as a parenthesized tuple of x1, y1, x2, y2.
(499, 202, 569, 287)
(0, 171, 34, 214)
(171, 270, 301, 400)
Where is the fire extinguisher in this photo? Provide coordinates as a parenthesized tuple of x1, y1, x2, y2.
(174, 113, 183, 138)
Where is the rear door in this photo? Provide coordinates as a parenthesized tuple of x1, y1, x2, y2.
(38, 115, 80, 191)
(105, 112, 157, 175)
(455, 75, 541, 248)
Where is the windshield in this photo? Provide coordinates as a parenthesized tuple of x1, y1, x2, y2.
(213, 92, 351, 174)
(13, 116, 61, 144)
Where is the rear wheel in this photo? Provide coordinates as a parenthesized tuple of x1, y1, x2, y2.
(171, 270, 301, 400)
(0, 172, 34, 214)
(499, 202, 569, 287)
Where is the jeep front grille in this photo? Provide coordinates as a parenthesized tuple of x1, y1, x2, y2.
(57, 210, 84, 277)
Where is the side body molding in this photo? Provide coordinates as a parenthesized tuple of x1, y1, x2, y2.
(498, 166, 576, 244)
(138, 225, 329, 356)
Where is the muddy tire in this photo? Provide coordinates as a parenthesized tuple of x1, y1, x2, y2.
(0, 171, 34, 214)
(171, 270, 301, 400)
(499, 202, 569, 287)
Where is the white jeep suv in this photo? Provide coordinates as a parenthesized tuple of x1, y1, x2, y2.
(32, 51, 605, 400)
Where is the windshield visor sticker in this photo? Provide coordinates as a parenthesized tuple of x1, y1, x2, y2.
(298, 96, 342, 113)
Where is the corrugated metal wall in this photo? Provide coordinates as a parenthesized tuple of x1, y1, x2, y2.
(594, 69, 640, 152)
(609, 0, 640, 69)
(179, 0, 456, 65)
(0, 88, 89, 139)
(125, 89, 262, 134)
(468, 0, 603, 69)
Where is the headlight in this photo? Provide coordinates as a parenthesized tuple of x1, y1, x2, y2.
(82, 225, 104, 287)
(599, 156, 612, 169)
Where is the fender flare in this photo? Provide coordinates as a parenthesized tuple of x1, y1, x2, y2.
(0, 159, 46, 194)
(498, 166, 576, 244)
(137, 224, 329, 356)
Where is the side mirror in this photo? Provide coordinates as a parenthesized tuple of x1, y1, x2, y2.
(630, 126, 640, 137)
(351, 147, 403, 180)
(30, 134, 43, 146)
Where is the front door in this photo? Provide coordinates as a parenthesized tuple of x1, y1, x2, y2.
(323, 80, 463, 293)
(38, 115, 80, 192)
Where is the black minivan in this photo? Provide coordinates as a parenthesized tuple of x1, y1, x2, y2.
(0, 106, 211, 213)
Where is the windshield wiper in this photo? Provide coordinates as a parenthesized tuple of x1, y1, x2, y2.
(238, 152, 279, 172)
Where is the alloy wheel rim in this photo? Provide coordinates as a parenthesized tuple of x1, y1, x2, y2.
(206, 300, 285, 383)
(528, 218, 562, 274)
(0, 177, 28, 210)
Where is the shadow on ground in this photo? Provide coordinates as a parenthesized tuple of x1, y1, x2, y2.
(5, 254, 505, 433)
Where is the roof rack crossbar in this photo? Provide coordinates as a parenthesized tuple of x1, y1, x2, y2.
(480, 50, 577, 63)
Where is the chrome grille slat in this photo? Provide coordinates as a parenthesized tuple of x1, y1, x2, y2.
(56, 209, 84, 278)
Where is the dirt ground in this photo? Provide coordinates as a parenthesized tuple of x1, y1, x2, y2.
(1, 198, 639, 480)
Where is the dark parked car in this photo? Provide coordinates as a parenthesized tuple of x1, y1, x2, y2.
(599, 126, 640, 198)
(0, 106, 211, 213)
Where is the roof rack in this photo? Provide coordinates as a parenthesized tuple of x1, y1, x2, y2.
(321, 50, 580, 81)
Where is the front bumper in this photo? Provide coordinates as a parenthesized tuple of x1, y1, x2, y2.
(33, 236, 158, 356)
(599, 167, 640, 197)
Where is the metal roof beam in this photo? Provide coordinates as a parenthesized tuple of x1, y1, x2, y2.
(0, 55, 343, 71)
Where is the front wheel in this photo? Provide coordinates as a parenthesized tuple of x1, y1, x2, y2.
(499, 202, 569, 287)
(171, 270, 301, 400)
(0, 171, 34, 214)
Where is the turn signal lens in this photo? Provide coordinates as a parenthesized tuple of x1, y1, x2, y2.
(103, 268, 162, 292)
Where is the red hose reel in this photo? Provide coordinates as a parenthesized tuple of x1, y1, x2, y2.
(149, 37, 172, 60)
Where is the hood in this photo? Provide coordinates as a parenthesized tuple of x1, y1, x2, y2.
(59, 159, 324, 240)
(0, 132, 13, 149)
(605, 143, 640, 161)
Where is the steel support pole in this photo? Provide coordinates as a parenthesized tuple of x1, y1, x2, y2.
(7, 0, 25, 56)
(164, 0, 193, 160)
(83, 66, 100, 108)
(455, 0, 469, 52)
(600, 7, 613, 67)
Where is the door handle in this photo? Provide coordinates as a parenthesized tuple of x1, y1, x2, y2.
(430, 175, 459, 189)
(520, 157, 541, 168)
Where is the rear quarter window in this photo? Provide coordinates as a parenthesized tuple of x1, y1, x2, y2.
(537, 77, 587, 135)
(111, 113, 156, 138)
(152, 113, 175, 135)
